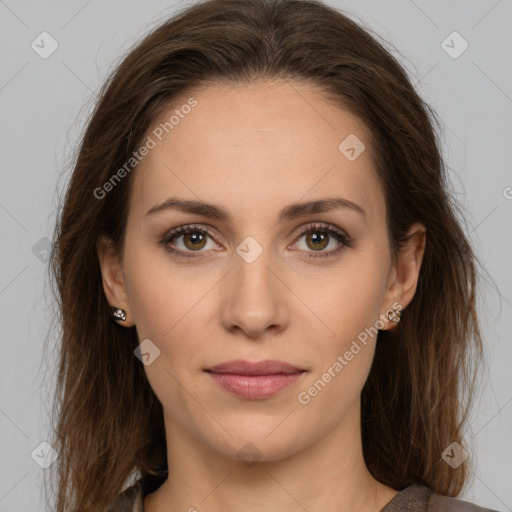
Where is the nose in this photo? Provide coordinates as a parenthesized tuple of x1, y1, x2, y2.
(219, 247, 289, 339)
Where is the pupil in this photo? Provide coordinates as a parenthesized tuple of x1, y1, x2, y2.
(308, 232, 328, 251)
(189, 233, 202, 244)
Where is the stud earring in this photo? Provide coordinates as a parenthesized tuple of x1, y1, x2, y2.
(111, 307, 126, 322)
(387, 308, 401, 324)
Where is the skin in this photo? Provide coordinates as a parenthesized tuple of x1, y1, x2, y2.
(97, 79, 426, 512)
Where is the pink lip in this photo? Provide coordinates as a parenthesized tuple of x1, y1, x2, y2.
(205, 359, 306, 400)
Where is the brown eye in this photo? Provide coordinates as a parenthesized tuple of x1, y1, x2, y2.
(182, 231, 207, 251)
(292, 223, 351, 261)
(161, 224, 219, 258)
(304, 231, 329, 251)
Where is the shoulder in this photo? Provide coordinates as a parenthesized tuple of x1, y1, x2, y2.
(107, 479, 502, 512)
(106, 478, 144, 512)
(428, 491, 502, 512)
(107, 472, 166, 511)
(382, 483, 502, 512)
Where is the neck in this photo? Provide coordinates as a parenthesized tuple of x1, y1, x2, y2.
(144, 401, 398, 512)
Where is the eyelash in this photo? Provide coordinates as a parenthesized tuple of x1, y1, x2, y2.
(160, 222, 352, 260)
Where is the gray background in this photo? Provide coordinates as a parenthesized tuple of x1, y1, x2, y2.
(0, 0, 511, 510)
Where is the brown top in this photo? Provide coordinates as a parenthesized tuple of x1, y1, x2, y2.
(107, 478, 502, 512)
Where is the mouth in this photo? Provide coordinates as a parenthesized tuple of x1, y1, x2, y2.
(204, 359, 307, 400)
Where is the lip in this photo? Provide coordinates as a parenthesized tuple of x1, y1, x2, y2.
(207, 359, 304, 375)
(205, 359, 307, 400)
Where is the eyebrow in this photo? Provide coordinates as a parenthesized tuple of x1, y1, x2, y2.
(145, 196, 367, 223)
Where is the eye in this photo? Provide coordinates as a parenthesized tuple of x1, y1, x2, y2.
(160, 222, 352, 260)
(160, 224, 220, 258)
(291, 222, 351, 260)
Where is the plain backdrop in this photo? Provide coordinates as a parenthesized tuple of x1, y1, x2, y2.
(0, 0, 511, 510)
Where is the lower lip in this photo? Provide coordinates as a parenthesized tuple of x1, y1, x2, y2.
(206, 372, 305, 400)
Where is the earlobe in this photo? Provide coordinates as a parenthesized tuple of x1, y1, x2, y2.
(96, 235, 135, 327)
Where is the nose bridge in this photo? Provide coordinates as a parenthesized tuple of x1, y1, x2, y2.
(220, 237, 288, 336)
(234, 240, 274, 294)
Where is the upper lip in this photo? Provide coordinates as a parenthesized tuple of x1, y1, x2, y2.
(205, 359, 305, 375)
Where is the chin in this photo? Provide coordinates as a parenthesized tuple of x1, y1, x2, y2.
(202, 424, 309, 464)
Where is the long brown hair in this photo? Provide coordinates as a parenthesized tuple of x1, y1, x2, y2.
(46, 0, 484, 510)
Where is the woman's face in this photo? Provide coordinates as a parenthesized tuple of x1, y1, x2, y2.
(100, 79, 422, 462)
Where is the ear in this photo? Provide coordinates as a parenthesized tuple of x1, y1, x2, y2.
(96, 235, 135, 327)
(380, 222, 426, 330)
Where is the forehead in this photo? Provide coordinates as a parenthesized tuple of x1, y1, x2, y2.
(129, 79, 384, 225)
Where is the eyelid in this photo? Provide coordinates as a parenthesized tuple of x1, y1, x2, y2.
(162, 222, 349, 243)
(291, 222, 350, 245)
(160, 221, 351, 258)
(160, 223, 221, 248)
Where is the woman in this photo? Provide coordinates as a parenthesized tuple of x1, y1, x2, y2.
(47, 0, 500, 510)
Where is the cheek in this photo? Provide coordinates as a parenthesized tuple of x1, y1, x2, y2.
(123, 248, 208, 417)
(123, 240, 192, 339)
(295, 271, 384, 422)
(294, 342, 374, 450)
(123, 244, 215, 380)
(295, 254, 388, 396)
(303, 259, 387, 348)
